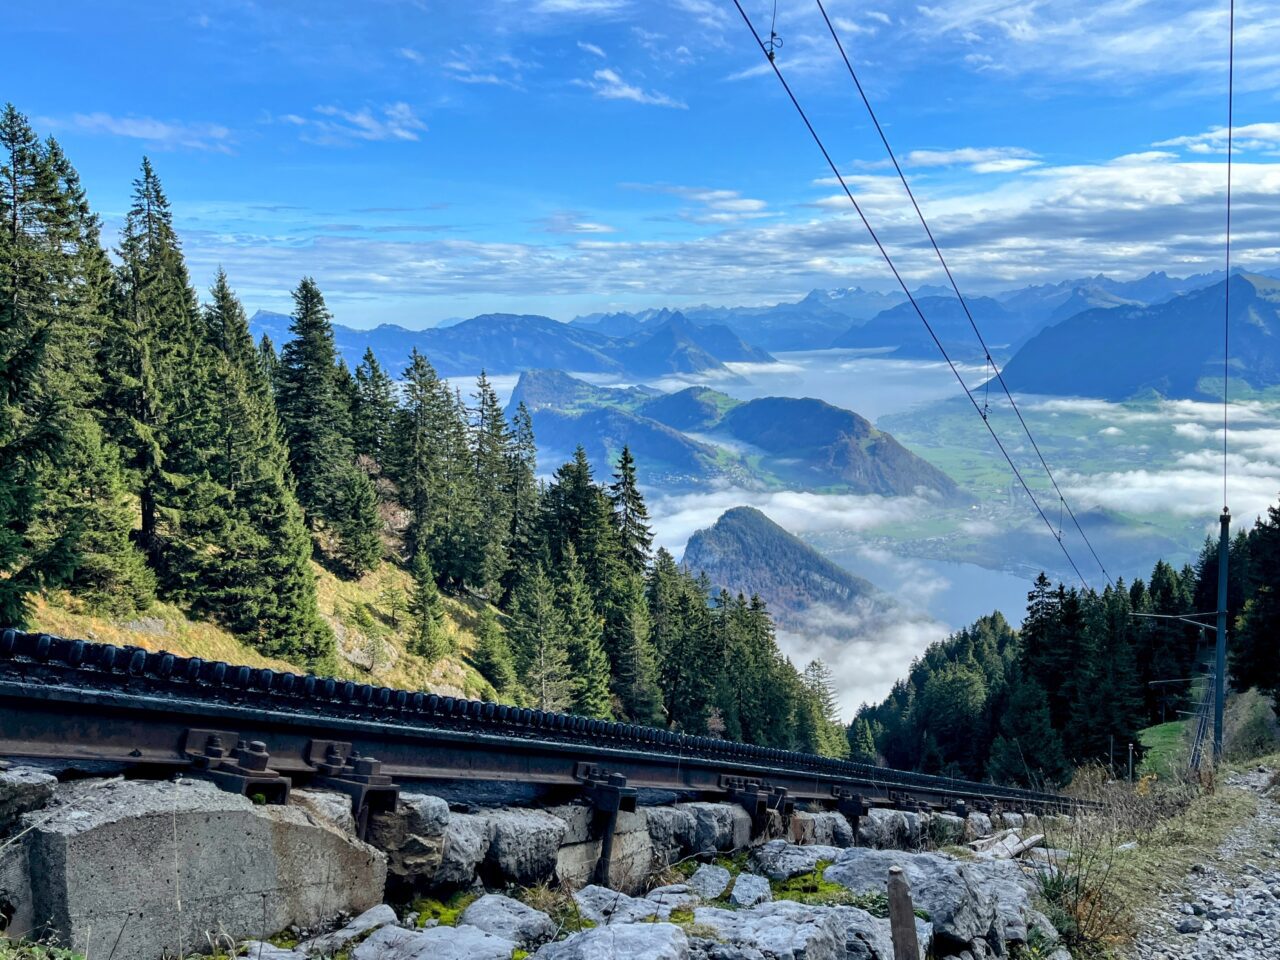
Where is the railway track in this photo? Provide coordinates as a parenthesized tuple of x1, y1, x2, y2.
(0, 629, 1089, 835)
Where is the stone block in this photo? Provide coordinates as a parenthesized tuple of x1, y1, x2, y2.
(729, 872, 772, 908)
(644, 806, 695, 866)
(0, 766, 56, 832)
(676, 802, 751, 853)
(24, 778, 386, 960)
(368, 793, 452, 885)
(297, 903, 397, 955)
(351, 923, 517, 960)
(436, 813, 492, 887)
(532, 921, 689, 959)
(483, 808, 566, 885)
(292, 788, 359, 837)
(460, 893, 556, 948)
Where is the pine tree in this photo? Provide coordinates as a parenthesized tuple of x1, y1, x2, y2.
(331, 465, 382, 577)
(390, 349, 446, 562)
(105, 157, 213, 583)
(1, 108, 154, 622)
(557, 545, 612, 719)
(1235, 502, 1280, 710)
(193, 272, 332, 666)
(508, 566, 572, 712)
(351, 348, 395, 467)
(801, 659, 849, 759)
(408, 550, 447, 661)
(471, 371, 513, 593)
(847, 717, 879, 765)
(472, 606, 519, 699)
(986, 678, 1070, 787)
(277, 277, 349, 525)
(610, 572, 664, 724)
(502, 401, 540, 600)
(608, 446, 652, 575)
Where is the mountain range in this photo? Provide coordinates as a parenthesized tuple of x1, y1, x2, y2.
(1001, 274, 1280, 400)
(249, 309, 772, 379)
(507, 369, 962, 500)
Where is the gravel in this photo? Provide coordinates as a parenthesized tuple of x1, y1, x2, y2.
(1129, 766, 1280, 960)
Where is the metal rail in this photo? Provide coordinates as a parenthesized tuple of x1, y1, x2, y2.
(0, 630, 1089, 826)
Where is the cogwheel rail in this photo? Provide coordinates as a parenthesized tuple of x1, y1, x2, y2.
(0, 630, 1092, 836)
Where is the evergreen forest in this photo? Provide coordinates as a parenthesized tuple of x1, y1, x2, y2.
(0, 106, 849, 757)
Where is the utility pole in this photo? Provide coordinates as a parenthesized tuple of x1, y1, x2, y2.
(1214, 508, 1230, 760)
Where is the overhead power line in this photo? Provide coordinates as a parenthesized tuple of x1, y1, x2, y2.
(1223, 0, 1235, 511)
(813, 0, 1114, 588)
(729, 0, 1091, 590)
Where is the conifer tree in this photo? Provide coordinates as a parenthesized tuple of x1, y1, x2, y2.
(408, 550, 447, 661)
(277, 277, 350, 525)
(351, 348, 396, 467)
(472, 606, 519, 699)
(608, 446, 652, 575)
(508, 566, 572, 712)
(1234, 503, 1280, 710)
(472, 371, 513, 593)
(331, 465, 382, 577)
(557, 545, 612, 719)
(193, 273, 332, 666)
(986, 678, 1070, 787)
(847, 718, 879, 765)
(391, 349, 446, 562)
(610, 573, 664, 724)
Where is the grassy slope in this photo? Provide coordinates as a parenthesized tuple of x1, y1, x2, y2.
(31, 560, 495, 699)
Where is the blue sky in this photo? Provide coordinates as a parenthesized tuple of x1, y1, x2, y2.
(10, 0, 1279, 327)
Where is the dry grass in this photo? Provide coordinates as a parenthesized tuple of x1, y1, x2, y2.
(1037, 760, 1261, 957)
(29, 559, 497, 700)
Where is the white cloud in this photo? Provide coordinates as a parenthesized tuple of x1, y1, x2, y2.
(1156, 123, 1280, 155)
(904, 146, 1041, 173)
(538, 211, 617, 234)
(625, 183, 770, 223)
(577, 40, 606, 57)
(50, 113, 234, 153)
(534, 0, 627, 12)
(398, 47, 424, 64)
(287, 103, 428, 144)
(578, 68, 686, 108)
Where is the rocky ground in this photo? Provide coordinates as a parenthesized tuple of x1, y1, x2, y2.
(1130, 765, 1280, 960)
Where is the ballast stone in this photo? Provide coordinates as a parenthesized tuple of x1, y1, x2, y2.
(729, 872, 773, 907)
(23, 778, 386, 960)
(688, 862, 733, 899)
(751, 839, 845, 880)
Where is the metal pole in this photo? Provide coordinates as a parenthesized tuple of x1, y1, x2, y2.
(1214, 508, 1230, 761)
(1128, 742, 1134, 782)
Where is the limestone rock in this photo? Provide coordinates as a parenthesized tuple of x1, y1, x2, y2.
(677, 802, 751, 853)
(368, 793, 451, 883)
(484, 808, 566, 885)
(646, 805, 696, 865)
(964, 813, 994, 842)
(292, 789, 359, 837)
(459, 894, 555, 948)
(574, 884, 660, 924)
(693, 900, 845, 960)
(730, 873, 772, 908)
(823, 847, 995, 949)
(647, 883, 702, 912)
(751, 839, 844, 880)
(24, 778, 386, 960)
(929, 813, 966, 847)
(298, 903, 398, 955)
(351, 923, 517, 960)
(689, 862, 732, 899)
(830, 906, 895, 960)
(437, 813, 492, 887)
(533, 922, 689, 959)
(0, 766, 57, 832)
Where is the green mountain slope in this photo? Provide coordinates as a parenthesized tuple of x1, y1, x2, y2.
(682, 507, 878, 622)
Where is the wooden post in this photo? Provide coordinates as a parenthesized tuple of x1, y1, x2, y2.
(887, 865, 920, 960)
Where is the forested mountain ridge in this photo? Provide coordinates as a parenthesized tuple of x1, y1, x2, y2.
(249, 307, 771, 379)
(849, 505, 1280, 785)
(0, 105, 847, 757)
(1000, 274, 1280, 400)
(508, 370, 963, 499)
(682, 507, 878, 627)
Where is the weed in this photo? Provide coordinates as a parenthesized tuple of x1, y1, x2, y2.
(0, 942, 84, 960)
(516, 882, 595, 936)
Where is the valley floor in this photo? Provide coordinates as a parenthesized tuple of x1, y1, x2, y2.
(1129, 764, 1280, 960)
